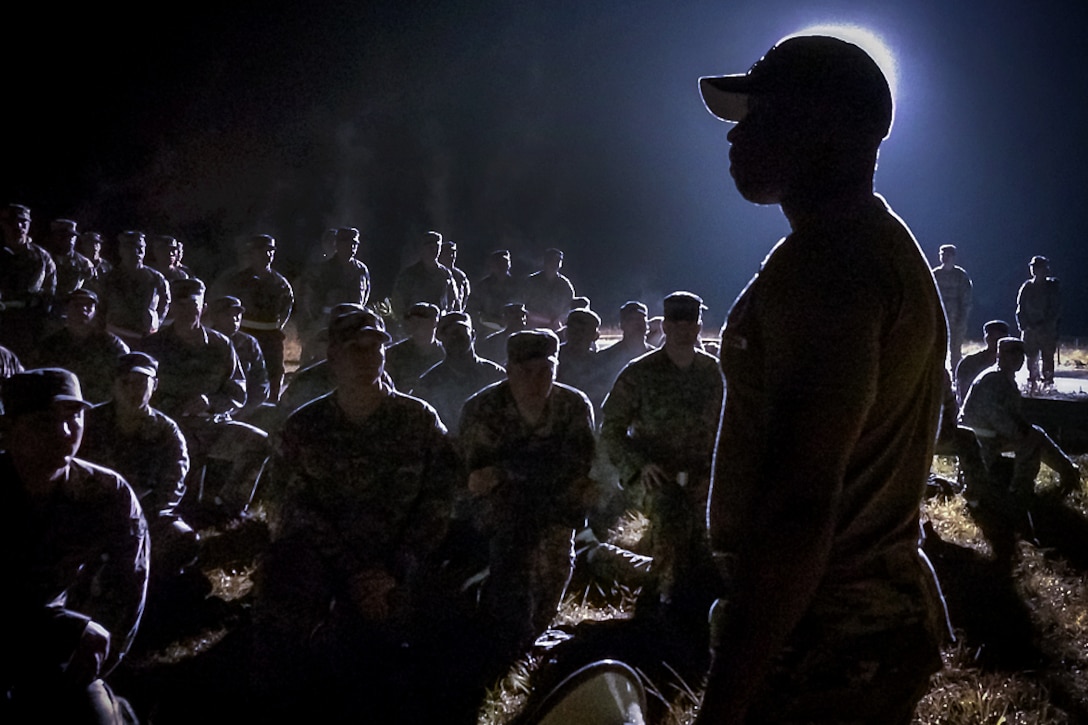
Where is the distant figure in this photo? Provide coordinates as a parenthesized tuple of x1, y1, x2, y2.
(439, 239, 471, 311)
(696, 34, 948, 724)
(97, 231, 170, 347)
(391, 231, 458, 318)
(2, 368, 149, 723)
(596, 300, 653, 388)
(0, 203, 57, 357)
(77, 231, 113, 281)
(211, 234, 294, 401)
(458, 329, 595, 669)
(931, 244, 972, 366)
(477, 301, 528, 366)
(147, 235, 192, 282)
(954, 320, 1010, 406)
(471, 249, 519, 329)
(960, 337, 1080, 498)
(412, 311, 505, 435)
(48, 219, 95, 301)
(646, 315, 664, 347)
(205, 295, 272, 423)
(1016, 255, 1062, 388)
(523, 248, 575, 331)
(33, 289, 130, 404)
(385, 301, 444, 392)
(600, 292, 723, 621)
(557, 307, 608, 411)
(299, 226, 371, 363)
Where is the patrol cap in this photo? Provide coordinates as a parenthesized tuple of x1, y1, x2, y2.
(3, 203, 31, 221)
(997, 337, 1025, 355)
(118, 230, 146, 246)
(939, 244, 957, 254)
(328, 309, 391, 345)
(442, 239, 457, 253)
(67, 287, 99, 305)
(1030, 255, 1049, 266)
(566, 308, 601, 328)
(663, 291, 706, 322)
(982, 320, 1010, 335)
(247, 234, 276, 250)
(117, 352, 159, 378)
(79, 231, 104, 246)
(151, 234, 180, 250)
(619, 300, 649, 319)
(437, 311, 472, 335)
(571, 296, 591, 311)
(208, 295, 245, 315)
(699, 34, 893, 141)
(2, 368, 91, 418)
(406, 302, 440, 321)
(171, 277, 206, 301)
(51, 219, 78, 235)
(503, 302, 527, 315)
(335, 227, 360, 243)
(490, 249, 511, 261)
(507, 329, 560, 365)
(544, 247, 564, 259)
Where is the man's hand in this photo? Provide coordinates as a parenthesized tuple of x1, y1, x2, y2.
(468, 466, 502, 496)
(640, 463, 672, 491)
(348, 568, 398, 621)
(66, 621, 111, 686)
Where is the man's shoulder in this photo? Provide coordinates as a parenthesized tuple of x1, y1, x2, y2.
(68, 457, 136, 497)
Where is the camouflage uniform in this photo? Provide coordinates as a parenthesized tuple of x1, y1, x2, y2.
(931, 263, 972, 364)
(256, 391, 456, 716)
(229, 328, 271, 418)
(302, 253, 370, 321)
(600, 346, 724, 608)
(412, 354, 505, 435)
(458, 379, 595, 659)
(522, 271, 575, 330)
(1016, 275, 1061, 384)
(391, 261, 458, 317)
(2, 454, 149, 707)
(385, 336, 444, 392)
(0, 239, 57, 358)
(96, 264, 170, 344)
(959, 366, 1079, 497)
(32, 327, 130, 404)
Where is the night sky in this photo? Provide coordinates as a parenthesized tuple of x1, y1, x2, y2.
(6, 0, 1088, 335)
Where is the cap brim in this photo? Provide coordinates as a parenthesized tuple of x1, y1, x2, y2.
(54, 395, 93, 408)
(699, 75, 751, 122)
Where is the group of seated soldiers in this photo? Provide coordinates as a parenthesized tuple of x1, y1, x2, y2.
(2, 201, 735, 723)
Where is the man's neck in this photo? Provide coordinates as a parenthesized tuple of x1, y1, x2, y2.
(337, 380, 389, 422)
(664, 342, 697, 369)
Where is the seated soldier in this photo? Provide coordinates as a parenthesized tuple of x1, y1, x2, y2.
(385, 301, 444, 392)
(1, 368, 149, 723)
(476, 301, 528, 367)
(457, 330, 596, 674)
(254, 309, 458, 720)
(412, 311, 505, 434)
(557, 307, 609, 413)
(81, 353, 204, 649)
(204, 295, 273, 426)
(955, 320, 1010, 406)
(143, 278, 270, 526)
(32, 288, 130, 404)
(960, 337, 1080, 500)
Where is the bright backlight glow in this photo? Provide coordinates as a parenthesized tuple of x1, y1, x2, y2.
(788, 23, 899, 104)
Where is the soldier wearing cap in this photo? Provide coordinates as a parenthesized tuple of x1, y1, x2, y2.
(457, 329, 596, 670)
(1016, 255, 1062, 388)
(1, 368, 149, 721)
(600, 292, 723, 618)
(477, 301, 528, 366)
(391, 231, 459, 318)
(0, 203, 58, 358)
(597, 300, 654, 389)
(143, 277, 268, 524)
(256, 307, 457, 719)
(298, 227, 371, 356)
(147, 234, 191, 283)
(48, 219, 95, 302)
(439, 238, 471, 311)
(32, 288, 130, 404)
(696, 34, 948, 723)
(960, 337, 1080, 499)
(470, 249, 519, 330)
(96, 230, 170, 346)
(385, 301, 444, 392)
(931, 244, 973, 366)
(211, 234, 294, 401)
(557, 307, 610, 412)
(412, 311, 505, 434)
(77, 231, 113, 281)
(522, 247, 576, 331)
(955, 320, 1010, 406)
(205, 295, 272, 422)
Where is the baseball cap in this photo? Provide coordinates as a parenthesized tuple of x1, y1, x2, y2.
(2, 368, 91, 418)
(699, 34, 893, 140)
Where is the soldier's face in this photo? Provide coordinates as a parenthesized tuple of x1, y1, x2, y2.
(11, 402, 85, 468)
(663, 317, 702, 348)
(620, 311, 648, 339)
(120, 240, 145, 267)
(115, 372, 155, 412)
(330, 335, 386, 387)
(508, 357, 556, 403)
(66, 298, 96, 325)
(725, 94, 806, 205)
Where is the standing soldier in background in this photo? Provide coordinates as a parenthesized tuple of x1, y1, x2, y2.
(147, 235, 192, 282)
(77, 231, 113, 281)
(299, 227, 371, 365)
(1016, 255, 1062, 389)
(97, 231, 170, 348)
(522, 247, 575, 331)
(212, 234, 294, 402)
(391, 231, 458, 318)
(931, 244, 972, 367)
(471, 249, 519, 330)
(47, 219, 95, 302)
(0, 203, 57, 358)
(439, 239, 471, 311)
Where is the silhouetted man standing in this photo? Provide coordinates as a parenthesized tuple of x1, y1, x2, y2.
(1016, 255, 1061, 389)
(697, 34, 947, 724)
(931, 244, 972, 366)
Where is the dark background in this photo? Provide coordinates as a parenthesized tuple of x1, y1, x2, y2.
(5, 0, 1087, 335)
